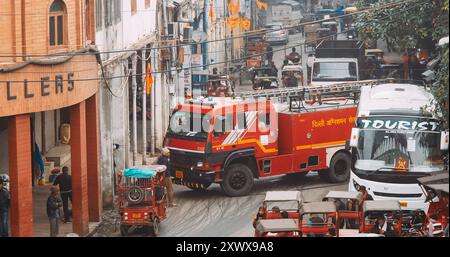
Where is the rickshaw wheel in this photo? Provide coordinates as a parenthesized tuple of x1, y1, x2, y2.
(120, 224, 130, 236)
(152, 218, 160, 236)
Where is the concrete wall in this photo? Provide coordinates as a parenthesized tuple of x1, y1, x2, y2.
(96, 0, 158, 207)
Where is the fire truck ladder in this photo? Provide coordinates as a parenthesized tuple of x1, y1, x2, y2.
(236, 79, 396, 112)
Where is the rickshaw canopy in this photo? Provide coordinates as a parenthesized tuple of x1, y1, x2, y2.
(282, 65, 303, 72)
(363, 200, 401, 212)
(122, 166, 166, 179)
(300, 201, 336, 214)
(323, 191, 364, 203)
(255, 219, 300, 233)
(365, 49, 384, 56)
(264, 191, 302, 203)
(344, 7, 358, 13)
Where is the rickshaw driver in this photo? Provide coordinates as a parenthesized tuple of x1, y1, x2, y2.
(371, 216, 396, 237)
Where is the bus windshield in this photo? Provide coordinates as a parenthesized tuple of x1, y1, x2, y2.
(168, 111, 211, 141)
(354, 117, 445, 173)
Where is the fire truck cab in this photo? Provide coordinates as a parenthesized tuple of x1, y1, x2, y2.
(166, 94, 357, 197)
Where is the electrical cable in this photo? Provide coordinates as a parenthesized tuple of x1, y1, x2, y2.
(0, 0, 419, 58)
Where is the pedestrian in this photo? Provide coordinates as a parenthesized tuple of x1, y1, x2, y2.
(0, 178, 10, 237)
(157, 148, 175, 207)
(47, 186, 63, 237)
(53, 166, 72, 223)
(266, 45, 273, 61)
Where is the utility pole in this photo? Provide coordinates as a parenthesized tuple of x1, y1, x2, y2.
(142, 49, 147, 165)
(132, 54, 138, 166)
(224, 0, 229, 73)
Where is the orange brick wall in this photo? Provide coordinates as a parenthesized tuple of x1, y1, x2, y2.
(86, 94, 102, 222)
(70, 101, 89, 235)
(8, 114, 34, 237)
(0, 0, 95, 63)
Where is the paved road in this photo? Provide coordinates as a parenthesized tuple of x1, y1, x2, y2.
(112, 171, 347, 237)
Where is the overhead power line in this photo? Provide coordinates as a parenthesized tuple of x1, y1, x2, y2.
(0, 0, 419, 58)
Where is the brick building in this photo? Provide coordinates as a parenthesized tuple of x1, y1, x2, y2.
(0, 0, 101, 236)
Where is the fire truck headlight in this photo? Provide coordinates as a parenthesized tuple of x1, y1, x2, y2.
(124, 216, 128, 221)
(196, 162, 204, 168)
(124, 212, 128, 216)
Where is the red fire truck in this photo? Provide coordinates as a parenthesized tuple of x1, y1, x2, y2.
(166, 82, 375, 197)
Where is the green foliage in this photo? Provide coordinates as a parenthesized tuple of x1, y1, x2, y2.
(355, 0, 449, 129)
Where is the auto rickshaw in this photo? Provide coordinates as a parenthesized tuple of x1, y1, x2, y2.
(207, 77, 235, 97)
(322, 191, 365, 233)
(365, 49, 384, 64)
(253, 191, 302, 227)
(418, 172, 449, 237)
(360, 200, 403, 237)
(299, 202, 338, 237)
(117, 165, 167, 236)
(251, 66, 279, 90)
(282, 65, 303, 87)
(254, 219, 301, 237)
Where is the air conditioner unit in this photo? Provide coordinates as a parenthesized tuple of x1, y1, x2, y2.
(167, 23, 178, 38)
(183, 27, 193, 43)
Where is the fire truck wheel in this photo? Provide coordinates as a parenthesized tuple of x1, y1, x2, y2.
(221, 164, 254, 197)
(120, 224, 130, 236)
(327, 152, 351, 183)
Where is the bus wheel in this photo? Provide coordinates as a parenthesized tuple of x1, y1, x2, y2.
(221, 164, 254, 197)
(327, 152, 351, 183)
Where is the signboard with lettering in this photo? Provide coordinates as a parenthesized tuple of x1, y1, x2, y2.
(0, 54, 98, 117)
(357, 117, 440, 132)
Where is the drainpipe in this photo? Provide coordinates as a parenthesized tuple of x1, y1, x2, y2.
(142, 49, 147, 165)
(132, 53, 138, 165)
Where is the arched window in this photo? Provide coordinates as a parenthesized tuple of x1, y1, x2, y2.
(49, 0, 67, 46)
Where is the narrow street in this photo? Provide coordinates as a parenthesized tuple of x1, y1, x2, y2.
(104, 172, 346, 237)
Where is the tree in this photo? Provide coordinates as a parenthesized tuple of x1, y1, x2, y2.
(355, 0, 449, 128)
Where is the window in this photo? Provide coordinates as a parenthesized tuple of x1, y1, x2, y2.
(214, 114, 234, 133)
(49, 0, 66, 46)
(95, 0, 103, 29)
(131, 0, 137, 15)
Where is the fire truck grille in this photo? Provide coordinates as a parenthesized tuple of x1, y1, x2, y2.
(171, 150, 204, 166)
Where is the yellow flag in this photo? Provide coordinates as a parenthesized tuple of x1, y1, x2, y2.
(146, 63, 153, 96)
(256, 0, 268, 11)
(209, 1, 214, 24)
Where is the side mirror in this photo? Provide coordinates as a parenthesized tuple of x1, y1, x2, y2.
(440, 131, 449, 151)
(349, 128, 360, 148)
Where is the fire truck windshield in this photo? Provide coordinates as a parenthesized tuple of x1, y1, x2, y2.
(168, 111, 211, 141)
(354, 129, 445, 174)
